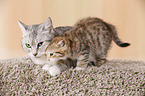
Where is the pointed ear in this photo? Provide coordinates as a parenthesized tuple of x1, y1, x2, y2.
(18, 20, 28, 35)
(44, 17, 53, 29)
(57, 39, 67, 47)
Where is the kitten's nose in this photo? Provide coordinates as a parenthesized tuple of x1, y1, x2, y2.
(33, 53, 38, 57)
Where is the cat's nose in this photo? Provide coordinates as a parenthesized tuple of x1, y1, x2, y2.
(47, 58, 50, 61)
(33, 53, 38, 56)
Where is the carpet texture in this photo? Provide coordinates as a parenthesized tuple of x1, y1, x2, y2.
(0, 57, 145, 96)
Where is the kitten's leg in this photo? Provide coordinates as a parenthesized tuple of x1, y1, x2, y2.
(42, 63, 52, 71)
(49, 60, 69, 76)
(95, 55, 107, 67)
(49, 65, 62, 76)
(88, 52, 97, 66)
(75, 51, 89, 70)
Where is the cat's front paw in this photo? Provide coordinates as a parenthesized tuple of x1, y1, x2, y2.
(75, 67, 85, 70)
(42, 64, 51, 71)
(49, 65, 61, 76)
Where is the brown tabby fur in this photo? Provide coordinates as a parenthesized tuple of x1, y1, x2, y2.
(46, 17, 130, 70)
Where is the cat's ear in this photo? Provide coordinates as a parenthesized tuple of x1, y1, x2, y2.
(18, 20, 28, 34)
(57, 39, 67, 47)
(44, 17, 53, 29)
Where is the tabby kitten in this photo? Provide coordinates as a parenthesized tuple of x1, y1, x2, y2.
(45, 17, 130, 76)
(18, 17, 72, 64)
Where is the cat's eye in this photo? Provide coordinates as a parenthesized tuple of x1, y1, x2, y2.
(38, 42, 43, 47)
(25, 44, 31, 48)
(50, 53, 54, 56)
(55, 52, 64, 57)
(55, 52, 62, 54)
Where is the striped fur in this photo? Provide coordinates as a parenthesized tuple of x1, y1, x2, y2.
(46, 17, 130, 73)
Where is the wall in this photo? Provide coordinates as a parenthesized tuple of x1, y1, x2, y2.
(0, 0, 145, 60)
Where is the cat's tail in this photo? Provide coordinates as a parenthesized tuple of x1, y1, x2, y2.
(108, 24, 130, 47)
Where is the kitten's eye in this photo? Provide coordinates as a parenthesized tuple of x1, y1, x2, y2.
(38, 42, 43, 47)
(55, 52, 64, 56)
(50, 53, 54, 56)
(25, 44, 31, 48)
(55, 52, 62, 54)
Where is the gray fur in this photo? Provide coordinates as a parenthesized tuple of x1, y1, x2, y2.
(18, 17, 72, 64)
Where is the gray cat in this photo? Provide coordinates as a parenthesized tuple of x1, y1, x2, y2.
(18, 17, 72, 64)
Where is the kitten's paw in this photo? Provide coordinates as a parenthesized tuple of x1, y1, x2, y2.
(42, 64, 51, 71)
(75, 67, 85, 70)
(49, 65, 61, 76)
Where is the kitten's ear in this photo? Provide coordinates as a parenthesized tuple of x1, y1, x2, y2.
(44, 17, 53, 29)
(57, 39, 67, 47)
(18, 20, 28, 33)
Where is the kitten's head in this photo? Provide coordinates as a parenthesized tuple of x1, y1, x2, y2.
(18, 17, 57, 58)
(46, 37, 70, 61)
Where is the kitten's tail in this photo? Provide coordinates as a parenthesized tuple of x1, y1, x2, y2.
(108, 24, 130, 47)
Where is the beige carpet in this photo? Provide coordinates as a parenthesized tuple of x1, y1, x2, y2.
(0, 57, 145, 96)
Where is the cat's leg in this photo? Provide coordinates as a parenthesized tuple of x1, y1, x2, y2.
(75, 51, 89, 70)
(42, 63, 52, 71)
(95, 55, 107, 67)
(49, 65, 62, 76)
(49, 60, 69, 76)
(88, 52, 97, 66)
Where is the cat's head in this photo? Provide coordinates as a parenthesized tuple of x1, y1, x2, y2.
(46, 37, 71, 61)
(18, 17, 57, 58)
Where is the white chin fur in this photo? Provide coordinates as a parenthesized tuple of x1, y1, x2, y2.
(49, 58, 59, 64)
(30, 54, 48, 65)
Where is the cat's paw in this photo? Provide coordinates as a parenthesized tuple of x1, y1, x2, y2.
(75, 67, 85, 70)
(42, 64, 51, 71)
(49, 65, 61, 76)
